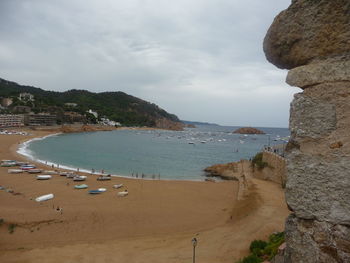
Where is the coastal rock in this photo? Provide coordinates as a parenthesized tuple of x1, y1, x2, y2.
(286, 60, 350, 88)
(154, 118, 184, 131)
(265, 0, 350, 262)
(263, 0, 350, 69)
(289, 93, 336, 139)
(286, 150, 350, 224)
(233, 127, 265, 135)
(285, 214, 350, 263)
(204, 162, 238, 180)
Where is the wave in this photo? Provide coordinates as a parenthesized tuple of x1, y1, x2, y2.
(17, 133, 62, 160)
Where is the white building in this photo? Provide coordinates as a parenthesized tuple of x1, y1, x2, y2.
(100, 117, 120, 126)
(87, 109, 98, 118)
(65, 103, 78, 107)
(18, 93, 35, 102)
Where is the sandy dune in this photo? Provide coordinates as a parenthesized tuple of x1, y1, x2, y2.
(0, 129, 289, 262)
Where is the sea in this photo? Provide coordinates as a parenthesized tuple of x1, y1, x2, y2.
(19, 125, 290, 181)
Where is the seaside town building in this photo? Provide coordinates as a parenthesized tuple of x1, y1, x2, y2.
(24, 113, 57, 126)
(99, 117, 120, 126)
(18, 92, 34, 102)
(12, 106, 31, 114)
(0, 114, 24, 127)
(63, 111, 86, 124)
(64, 103, 78, 107)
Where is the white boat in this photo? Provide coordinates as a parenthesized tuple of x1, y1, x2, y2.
(8, 169, 23, 174)
(113, 184, 123, 189)
(98, 188, 107, 192)
(73, 176, 87, 181)
(117, 190, 128, 197)
(66, 173, 78, 178)
(37, 175, 52, 180)
(35, 193, 54, 202)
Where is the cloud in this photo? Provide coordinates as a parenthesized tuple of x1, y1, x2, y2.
(0, 0, 297, 127)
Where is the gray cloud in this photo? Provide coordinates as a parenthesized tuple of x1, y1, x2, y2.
(0, 0, 299, 127)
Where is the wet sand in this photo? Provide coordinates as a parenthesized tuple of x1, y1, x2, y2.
(0, 128, 289, 263)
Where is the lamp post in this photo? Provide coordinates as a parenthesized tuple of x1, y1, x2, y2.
(192, 237, 197, 263)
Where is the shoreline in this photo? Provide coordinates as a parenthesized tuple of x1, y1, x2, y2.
(0, 127, 289, 263)
(13, 129, 208, 182)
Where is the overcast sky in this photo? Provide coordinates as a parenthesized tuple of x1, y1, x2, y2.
(0, 0, 299, 127)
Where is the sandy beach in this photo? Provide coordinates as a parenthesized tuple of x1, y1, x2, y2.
(0, 128, 289, 263)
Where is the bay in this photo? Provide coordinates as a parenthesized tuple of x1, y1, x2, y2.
(23, 125, 289, 180)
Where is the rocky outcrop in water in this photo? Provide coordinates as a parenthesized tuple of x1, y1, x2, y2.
(233, 127, 265, 134)
(264, 1, 350, 262)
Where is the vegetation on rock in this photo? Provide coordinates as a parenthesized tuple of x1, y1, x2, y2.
(251, 152, 268, 170)
(236, 232, 285, 263)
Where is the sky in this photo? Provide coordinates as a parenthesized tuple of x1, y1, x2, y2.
(0, 0, 300, 127)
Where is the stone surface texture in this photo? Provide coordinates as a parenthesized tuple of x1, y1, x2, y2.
(264, 0, 350, 262)
(263, 0, 350, 69)
(287, 60, 350, 88)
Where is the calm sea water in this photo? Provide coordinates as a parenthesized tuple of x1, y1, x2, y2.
(22, 125, 289, 180)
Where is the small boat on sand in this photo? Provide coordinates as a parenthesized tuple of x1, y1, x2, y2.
(1, 161, 17, 167)
(35, 193, 54, 202)
(97, 176, 111, 181)
(27, 169, 43, 174)
(37, 175, 52, 180)
(66, 173, 78, 178)
(8, 169, 24, 174)
(89, 190, 102, 194)
(117, 190, 128, 197)
(73, 176, 87, 181)
(113, 184, 123, 189)
(20, 165, 36, 170)
(74, 184, 88, 189)
(43, 170, 59, 175)
(98, 188, 107, 192)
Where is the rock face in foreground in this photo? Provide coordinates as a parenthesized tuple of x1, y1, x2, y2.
(264, 0, 350, 262)
(233, 127, 265, 134)
(264, 0, 350, 69)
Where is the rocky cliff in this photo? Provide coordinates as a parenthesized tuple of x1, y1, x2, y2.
(264, 1, 350, 262)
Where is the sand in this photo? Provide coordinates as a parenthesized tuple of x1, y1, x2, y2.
(0, 128, 290, 263)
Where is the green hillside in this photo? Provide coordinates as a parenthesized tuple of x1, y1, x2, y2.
(0, 78, 181, 127)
